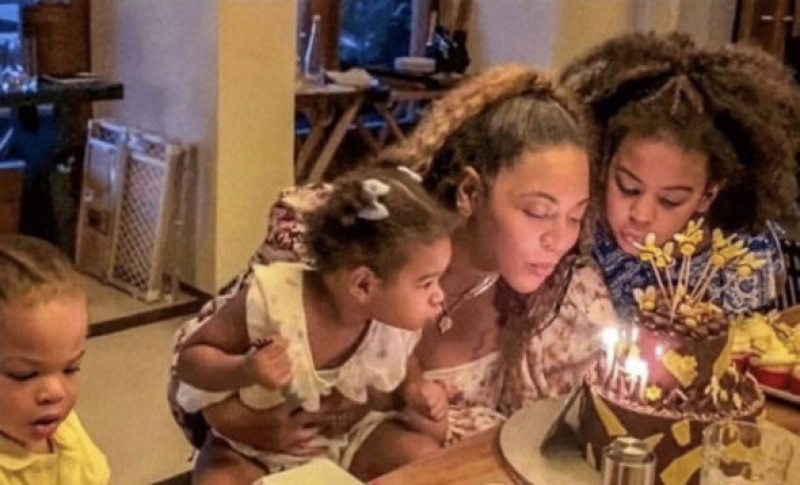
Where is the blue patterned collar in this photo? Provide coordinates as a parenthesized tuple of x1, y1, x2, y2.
(592, 223, 784, 317)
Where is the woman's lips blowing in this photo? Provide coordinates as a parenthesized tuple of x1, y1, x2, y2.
(527, 263, 556, 278)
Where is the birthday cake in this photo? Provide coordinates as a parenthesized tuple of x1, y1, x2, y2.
(579, 220, 766, 485)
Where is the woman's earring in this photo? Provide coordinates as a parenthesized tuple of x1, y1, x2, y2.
(438, 312, 453, 334)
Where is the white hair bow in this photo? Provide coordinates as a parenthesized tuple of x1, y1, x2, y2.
(357, 179, 391, 220)
(397, 165, 422, 183)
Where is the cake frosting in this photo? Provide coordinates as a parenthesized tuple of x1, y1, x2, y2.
(579, 220, 767, 485)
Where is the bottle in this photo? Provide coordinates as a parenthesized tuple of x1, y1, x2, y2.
(601, 437, 656, 485)
(295, 30, 307, 87)
(303, 14, 324, 87)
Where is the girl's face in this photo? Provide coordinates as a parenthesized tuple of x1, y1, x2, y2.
(370, 237, 451, 331)
(471, 145, 590, 294)
(0, 296, 87, 452)
(605, 134, 716, 255)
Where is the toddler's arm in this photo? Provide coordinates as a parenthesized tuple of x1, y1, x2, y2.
(399, 355, 448, 422)
(176, 289, 292, 392)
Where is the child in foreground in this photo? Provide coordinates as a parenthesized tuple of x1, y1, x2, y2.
(0, 235, 110, 484)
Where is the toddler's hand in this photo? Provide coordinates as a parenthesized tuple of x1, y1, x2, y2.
(244, 336, 293, 390)
(404, 380, 448, 422)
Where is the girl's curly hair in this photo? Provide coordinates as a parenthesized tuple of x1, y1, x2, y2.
(306, 167, 457, 278)
(560, 32, 800, 233)
(376, 64, 598, 387)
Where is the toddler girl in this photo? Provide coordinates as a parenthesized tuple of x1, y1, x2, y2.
(174, 167, 455, 483)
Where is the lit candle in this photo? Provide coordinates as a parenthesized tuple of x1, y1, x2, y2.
(600, 327, 620, 382)
(624, 357, 649, 402)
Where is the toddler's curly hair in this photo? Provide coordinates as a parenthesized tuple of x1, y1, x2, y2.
(0, 235, 84, 311)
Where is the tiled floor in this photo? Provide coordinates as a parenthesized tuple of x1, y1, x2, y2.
(77, 317, 193, 484)
(79, 273, 197, 326)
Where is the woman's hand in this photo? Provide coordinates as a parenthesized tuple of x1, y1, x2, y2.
(203, 397, 325, 456)
(203, 392, 371, 455)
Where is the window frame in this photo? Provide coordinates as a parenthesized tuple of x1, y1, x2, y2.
(298, 0, 432, 70)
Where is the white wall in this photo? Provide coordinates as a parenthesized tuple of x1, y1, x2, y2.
(467, 0, 560, 70)
(91, 0, 218, 289)
(91, 0, 296, 292)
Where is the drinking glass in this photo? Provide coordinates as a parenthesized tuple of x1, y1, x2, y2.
(701, 420, 794, 484)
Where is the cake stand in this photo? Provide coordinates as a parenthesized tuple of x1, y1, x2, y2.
(498, 392, 600, 484)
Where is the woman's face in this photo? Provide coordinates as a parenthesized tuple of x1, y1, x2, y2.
(605, 134, 715, 255)
(470, 145, 589, 294)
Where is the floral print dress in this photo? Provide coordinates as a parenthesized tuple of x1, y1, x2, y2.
(174, 262, 419, 472)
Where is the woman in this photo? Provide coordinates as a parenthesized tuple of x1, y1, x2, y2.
(560, 32, 800, 316)
(168, 64, 616, 480)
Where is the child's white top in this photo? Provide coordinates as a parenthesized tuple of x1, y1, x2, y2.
(176, 262, 420, 414)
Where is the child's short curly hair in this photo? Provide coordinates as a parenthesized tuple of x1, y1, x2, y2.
(561, 32, 800, 233)
(305, 167, 457, 278)
(0, 235, 84, 310)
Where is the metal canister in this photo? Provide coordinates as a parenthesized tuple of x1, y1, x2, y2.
(601, 437, 656, 485)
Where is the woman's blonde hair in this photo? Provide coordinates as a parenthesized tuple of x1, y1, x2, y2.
(0, 235, 84, 312)
(377, 64, 597, 394)
(382, 63, 592, 176)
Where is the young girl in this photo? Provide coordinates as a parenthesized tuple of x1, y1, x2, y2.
(173, 167, 455, 483)
(561, 32, 800, 316)
(0, 235, 109, 485)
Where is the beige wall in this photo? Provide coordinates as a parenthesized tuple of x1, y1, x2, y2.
(467, 0, 734, 71)
(467, 0, 634, 71)
(552, 0, 635, 69)
(215, 0, 296, 289)
(92, 0, 296, 292)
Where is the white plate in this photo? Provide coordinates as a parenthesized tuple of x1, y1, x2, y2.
(761, 384, 800, 406)
(498, 394, 600, 484)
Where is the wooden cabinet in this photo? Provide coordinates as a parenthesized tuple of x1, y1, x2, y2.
(735, 0, 799, 61)
(0, 161, 24, 234)
(23, 0, 90, 76)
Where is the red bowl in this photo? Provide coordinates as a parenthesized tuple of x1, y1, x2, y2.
(789, 376, 800, 396)
(751, 366, 791, 389)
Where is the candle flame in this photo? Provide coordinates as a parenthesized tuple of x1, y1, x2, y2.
(625, 357, 648, 378)
(601, 327, 620, 348)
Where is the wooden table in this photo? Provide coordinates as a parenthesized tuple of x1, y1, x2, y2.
(1, 79, 124, 254)
(375, 399, 799, 485)
(377, 306, 800, 484)
(294, 84, 370, 183)
(0, 160, 24, 233)
(294, 82, 451, 183)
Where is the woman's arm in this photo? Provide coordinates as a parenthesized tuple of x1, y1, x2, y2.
(175, 289, 253, 391)
(204, 397, 325, 455)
